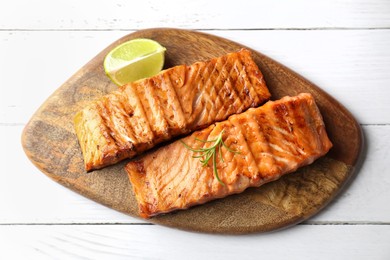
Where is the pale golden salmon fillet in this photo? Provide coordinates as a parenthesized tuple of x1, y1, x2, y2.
(74, 49, 270, 171)
(125, 93, 332, 218)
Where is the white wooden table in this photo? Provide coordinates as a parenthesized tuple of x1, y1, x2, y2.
(1, 0, 389, 259)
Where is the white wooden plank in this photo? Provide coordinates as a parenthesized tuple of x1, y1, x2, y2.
(0, 224, 389, 260)
(1, 0, 390, 30)
(1, 30, 390, 125)
(1, 124, 388, 224)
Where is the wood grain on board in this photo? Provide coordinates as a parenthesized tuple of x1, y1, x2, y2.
(21, 28, 363, 234)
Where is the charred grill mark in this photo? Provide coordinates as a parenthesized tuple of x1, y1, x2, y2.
(255, 113, 280, 174)
(285, 99, 301, 145)
(135, 80, 164, 142)
(156, 75, 174, 128)
(236, 55, 254, 106)
(186, 63, 202, 119)
(187, 62, 206, 124)
(203, 57, 221, 122)
(223, 55, 244, 113)
(96, 98, 121, 151)
(231, 58, 253, 110)
(300, 99, 322, 151)
(243, 55, 258, 93)
(305, 98, 326, 152)
(272, 103, 295, 141)
(166, 66, 188, 129)
(195, 59, 214, 123)
(290, 100, 307, 129)
(107, 93, 139, 157)
(137, 81, 155, 133)
(191, 61, 214, 126)
(235, 53, 259, 107)
(242, 53, 267, 101)
(235, 54, 253, 105)
(265, 105, 292, 167)
(130, 84, 155, 147)
(160, 72, 186, 132)
(278, 112, 301, 155)
(212, 55, 232, 120)
(287, 99, 315, 153)
(229, 58, 246, 112)
(230, 118, 261, 179)
(274, 102, 306, 157)
(147, 77, 170, 139)
(115, 92, 138, 144)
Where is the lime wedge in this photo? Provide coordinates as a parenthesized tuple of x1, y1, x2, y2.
(103, 38, 166, 86)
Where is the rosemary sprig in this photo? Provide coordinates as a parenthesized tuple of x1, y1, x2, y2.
(180, 129, 240, 185)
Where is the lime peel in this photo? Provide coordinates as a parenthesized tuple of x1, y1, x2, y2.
(103, 38, 166, 86)
(108, 48, 165, 74)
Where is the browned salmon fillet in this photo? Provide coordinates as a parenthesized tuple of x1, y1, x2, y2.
(125, 93, 332, 218)
(74, 49, 270, 171)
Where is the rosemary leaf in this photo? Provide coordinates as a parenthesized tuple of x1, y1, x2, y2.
(181, 129, 240, 185)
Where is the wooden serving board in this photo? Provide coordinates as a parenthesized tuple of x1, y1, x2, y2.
(21, 28, 363, 234)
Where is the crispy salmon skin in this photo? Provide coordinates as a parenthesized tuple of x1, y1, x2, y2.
(125, 93, 332, 218)
(74, 49, 270, 171)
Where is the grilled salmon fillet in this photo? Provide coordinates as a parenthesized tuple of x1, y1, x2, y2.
(74, 49, 270, 171)
(125, 93, 333, 218)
